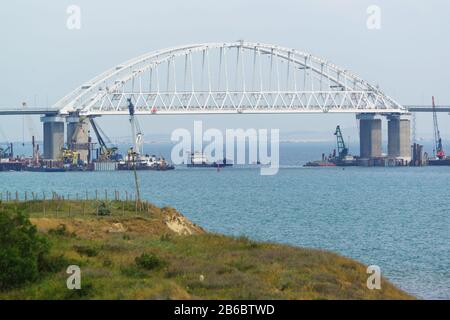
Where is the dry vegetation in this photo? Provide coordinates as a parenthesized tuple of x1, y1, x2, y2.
(0, 200, 414, 300)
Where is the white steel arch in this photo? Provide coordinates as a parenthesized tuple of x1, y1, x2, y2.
(55, 41, 406, 115)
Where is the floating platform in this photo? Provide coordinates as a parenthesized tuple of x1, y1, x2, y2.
(117, 163, 175, 171)
(428, 159, 450, 166)
(22, 166, 66, 172)
(187, 163, 233, 168)
(0, 162, 22, 171)
(304, 160, 336, 167)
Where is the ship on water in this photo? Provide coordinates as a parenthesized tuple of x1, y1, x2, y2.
(115, 99, 175, 171)
(186, 152, 233, 168)
(118, 150, 174, 171)
(304, 125, 357, 167)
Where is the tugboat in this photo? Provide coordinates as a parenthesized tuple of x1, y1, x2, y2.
(186, 152, 232, 168)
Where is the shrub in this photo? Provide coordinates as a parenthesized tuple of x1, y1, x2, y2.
(64, 281, 95, 299)
(48, 224, 76, 238)
(103, 258, 113, 267)
(135, 253, 165, 270)
(73, 245, 99, 257)
(160, 234, 171, 242)
(39, 254, 69, 273)
(0, 210, 51, 290)
(97, 202, 111, 216)
(122, 234, 131, 241)
(237, 235, 259, 249)
(120, 266, 147, 278)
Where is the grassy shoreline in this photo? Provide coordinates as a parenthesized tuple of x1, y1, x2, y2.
(0, 200, 414, 300)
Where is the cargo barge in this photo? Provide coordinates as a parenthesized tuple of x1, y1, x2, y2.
(427, 158, 450, 166)
(186, 152, 232, 168)
(118, 153, 174, 171)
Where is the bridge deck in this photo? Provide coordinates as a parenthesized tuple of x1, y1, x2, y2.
(0, 106, 448, 115)
(0, 108, 59, 116)
(406, 106, 450, 112)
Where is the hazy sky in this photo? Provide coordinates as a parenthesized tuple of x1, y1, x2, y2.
(0, 0, 449, 142)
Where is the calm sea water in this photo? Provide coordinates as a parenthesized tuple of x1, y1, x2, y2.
(2, 142, 449, 299)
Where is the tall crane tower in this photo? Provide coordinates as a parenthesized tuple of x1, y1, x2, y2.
(89, 118, 121, 161)
(127, 98, 144, 156)
(127, 98, 142, 204)
(432, 96, 445, 160)
(334, 125, 349, 160)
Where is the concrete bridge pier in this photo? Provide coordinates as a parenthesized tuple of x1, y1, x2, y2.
(357, 113, 382, 159)
(66, 115, 90, 163)
(40, 115, 65, 160)
(387, 114, 411, 161)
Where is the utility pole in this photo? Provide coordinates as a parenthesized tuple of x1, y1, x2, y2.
(132, 149, 141, 204)
(128, 98, 141, 206)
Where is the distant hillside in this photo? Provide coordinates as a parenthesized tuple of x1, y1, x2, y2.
(0, 200, 413, 300)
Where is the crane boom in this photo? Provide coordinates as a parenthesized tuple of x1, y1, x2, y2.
(126, 98, 141, 204)
(127, 98, 144, 155)
(89, 117, 119, 161)
(334, 125, 349, 160)
(432, 96, 445, 159)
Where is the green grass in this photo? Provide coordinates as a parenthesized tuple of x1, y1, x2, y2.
(0, 200, 414, 300)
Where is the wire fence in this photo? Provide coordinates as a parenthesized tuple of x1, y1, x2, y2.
(0, 190, 139, 202)
(0, 190, 154, 218)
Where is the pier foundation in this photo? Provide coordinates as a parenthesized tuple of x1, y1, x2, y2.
(41, 115, 65, 160)
(357, 113, 382, 158)
(387, 114, 411, 160)
(67, 115, 90, 163)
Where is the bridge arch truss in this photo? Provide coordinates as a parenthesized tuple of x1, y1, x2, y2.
(55, 41, 406, 115)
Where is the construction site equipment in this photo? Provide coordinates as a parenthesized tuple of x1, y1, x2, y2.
(31, 136, 40, 165)
(0, 121, 13, 159)
(62, 149, 80, 166)
(89, 117, 121, 161)
(127, 99, 144, 156)
(0, 143, 13, 159)
(334, 125, 349, 160)
(67, 116, 90, 163)
(127, 98, 141, 204)
(432, 96, 445, 159)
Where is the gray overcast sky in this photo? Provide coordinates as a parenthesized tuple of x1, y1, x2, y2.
(0, 0, 449, 142)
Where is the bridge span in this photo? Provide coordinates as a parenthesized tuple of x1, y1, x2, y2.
(0, 41, 445, 162)
(1, 105, 448, 116)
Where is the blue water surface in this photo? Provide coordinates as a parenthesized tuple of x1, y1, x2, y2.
(2, 142, 449, 299)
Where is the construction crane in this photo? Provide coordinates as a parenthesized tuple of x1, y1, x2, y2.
(432, 96, 445, 160)
(88, 117, 121, 161)
(127, 98, 144, 155)
(0, 143, 13, 159)
(127, 98, 141, 204)
(334, 125, 349, 160)
(0, 122, 13, 159)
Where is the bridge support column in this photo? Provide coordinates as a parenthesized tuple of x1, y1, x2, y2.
(41, 115, 65, 160)
(387, 114, 411, 160)
(357, 113, 382, 158)
(67, 115, 90, 163)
